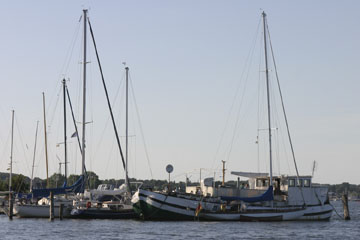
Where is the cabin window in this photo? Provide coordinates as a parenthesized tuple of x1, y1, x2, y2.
(289, 179, 295, 187)
(264, 179, 269, 187)
(304, 179, 311, 187)
(297, 179, 303, 187)
(256, 179, 262, 187)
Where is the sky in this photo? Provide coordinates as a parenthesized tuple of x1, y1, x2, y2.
(0, 0, 359, 185)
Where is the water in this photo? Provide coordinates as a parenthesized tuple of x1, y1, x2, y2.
(1, 201, 359, 239)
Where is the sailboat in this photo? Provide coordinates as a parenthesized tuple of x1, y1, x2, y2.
(70, 10, 137, 219)
(13, 11, 89, 218)
(13, 90, 84, 218)
(131, 12, 333, 221)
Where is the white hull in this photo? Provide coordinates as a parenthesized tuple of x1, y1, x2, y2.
(201, 206, 306, 221)
(14, 204, 72, 218)
(299, 204, 333, 220)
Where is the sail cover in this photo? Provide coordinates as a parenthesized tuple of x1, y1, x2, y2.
(31, 175, 85, 198)
(220, 186, 273, 203)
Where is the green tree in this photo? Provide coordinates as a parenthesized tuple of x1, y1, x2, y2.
(67, 174, 81, 186)
(87, 171, 101, 189)
(0, 180, 7, 191)
(7, 174, 30, 193)
(49, 173, 66, 188)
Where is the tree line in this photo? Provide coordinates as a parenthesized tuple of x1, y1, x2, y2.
(0, 172, 359, 199)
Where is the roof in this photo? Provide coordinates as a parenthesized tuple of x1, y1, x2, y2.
(231, 171, 269, 178)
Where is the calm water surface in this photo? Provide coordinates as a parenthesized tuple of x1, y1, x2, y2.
(0, 201, 359, 239)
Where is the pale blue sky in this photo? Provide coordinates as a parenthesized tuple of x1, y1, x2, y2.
(0, 1, 359, 184)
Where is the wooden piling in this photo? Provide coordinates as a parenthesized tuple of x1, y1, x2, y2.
(49, 191, 54, 221)
(8, 193, 13, 220)
(59, 203, 63, 220)
(342, 193, 350, 220)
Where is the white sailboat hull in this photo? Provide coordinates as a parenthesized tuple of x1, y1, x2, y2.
(14, 204, 72, 218)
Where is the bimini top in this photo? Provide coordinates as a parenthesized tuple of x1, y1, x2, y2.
(231, 171, 269, 178)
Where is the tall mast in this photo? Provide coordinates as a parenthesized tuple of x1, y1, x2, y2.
(262, 11, 273, 188)
(42, 92, 49, 188)
(81, 9, 88, 177)
(9, 110, 14, 196)
(125, 66, 129, 190)
(62, 79, 68, 182)
(9, 110, 14, 220)
(221, 160, 226, 186)
(30, 121, 39, 191)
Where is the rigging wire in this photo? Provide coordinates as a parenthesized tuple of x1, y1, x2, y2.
(266, 22, 301, 178)
(93, 70, 125, 160)
(211, 18, 262, 171)
(60, 17, 82, 77)
(87, 18, 127, 173)
(256, 30, 268, 173)
(0, 126, 11, 171)
(0, 106, 7, 146)
(14, 114, 32, 178)
(104, 128, 117, 178)
(129, 72, 153, 179)
(66, 86, 82, 154)
(266, 19, 306, 205)
(220, 18, 262, 166)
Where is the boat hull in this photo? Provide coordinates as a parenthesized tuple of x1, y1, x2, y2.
(13, 204, 72, 218)
(70, 208, 138, 219)
(132, 189, 333, 221)
(299, 204, 333, 220)
(132, 189, 202, 220)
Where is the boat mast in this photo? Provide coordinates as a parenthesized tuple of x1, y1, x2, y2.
(8, 110, 14, 220)
(221, 160, 226, 186)
(30, 121, 39, 191)
(262, 11, 273, 188)
(86, 18, 129, 188)
(125, 66, 129, 191)
(9, 110, 14, 199)
(62, 79, 68, 182)
(81, 9, 88, 177)
(42, 92, 50, 188)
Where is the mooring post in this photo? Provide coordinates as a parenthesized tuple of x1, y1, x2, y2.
(59, 203, 64, 220)
(49, 191, 54, 221)
(8, 192, 13, 220)
(342, 193, 350, 220)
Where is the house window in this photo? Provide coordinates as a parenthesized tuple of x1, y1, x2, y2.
(289, 179, 295, 187)
(304, 179, 311, 187)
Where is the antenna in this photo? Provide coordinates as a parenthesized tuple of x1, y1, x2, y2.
(311, 161, 317, 178)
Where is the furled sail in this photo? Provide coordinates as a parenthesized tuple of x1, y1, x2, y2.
(31, 175, 85, 198)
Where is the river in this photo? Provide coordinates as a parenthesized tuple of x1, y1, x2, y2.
(0, 201, 358, 239)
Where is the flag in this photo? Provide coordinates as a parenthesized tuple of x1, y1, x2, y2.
(71, 131, 78, 138)
(195, 202, 202, 217)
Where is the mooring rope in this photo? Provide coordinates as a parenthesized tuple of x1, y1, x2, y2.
(329, 202, 344, 220)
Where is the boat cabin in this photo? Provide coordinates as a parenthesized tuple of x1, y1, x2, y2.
(185, 171, 329, 206)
